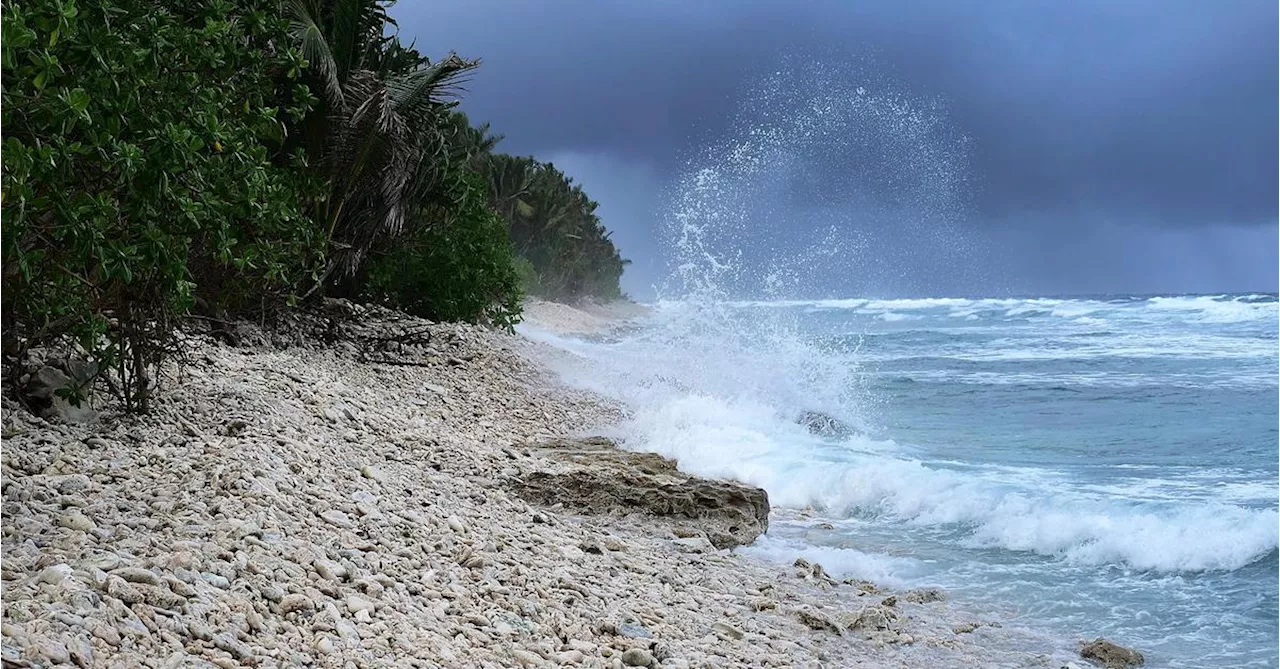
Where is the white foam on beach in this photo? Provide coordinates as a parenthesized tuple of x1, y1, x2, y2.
(739, 534, 916, 587)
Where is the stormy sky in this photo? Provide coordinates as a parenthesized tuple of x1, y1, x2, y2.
(394, 0, 1278, 298)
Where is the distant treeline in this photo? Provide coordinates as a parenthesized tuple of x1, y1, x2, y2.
(1, 0, 626, 410)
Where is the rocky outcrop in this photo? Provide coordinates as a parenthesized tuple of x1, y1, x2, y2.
(796, 410, 859, 439)
(1081, 638, 1145, 668)
(513, 437, 769, 549)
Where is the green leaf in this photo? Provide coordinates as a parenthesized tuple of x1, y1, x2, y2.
(0, 18, 35, 48)
(66, 87, 89, 113)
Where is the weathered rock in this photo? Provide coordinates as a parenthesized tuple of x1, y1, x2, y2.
(953, 621, 1001, 635)
(1081, 638, 1145, 668)
(671, 537, 715, 554)
(843, 605, 898, 632)
(36, 564, 73, 585)
(712, 621, 745, 640)
(795, 410, 859, 439)
(796, 608, 842, 634)
(213, 632, 253, 661)
(512, 437, 769, 549)
(902, 588, 947, 604)
(621, 648, 656, 667)
(346, 594, 376, 614)
(58, 511, 95, 532)
(279, 594, 315, 615)
(112, 567, 162, 586)
(511, 649, 545, 666)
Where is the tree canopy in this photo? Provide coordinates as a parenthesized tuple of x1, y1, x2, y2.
(1, 0, 628, 411)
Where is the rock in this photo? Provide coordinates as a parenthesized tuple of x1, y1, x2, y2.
(58, 511, 95, 532)
(89, 622, 120, 646)
(68, 636, 93, 668)
(902, 588, 946, 604)
(36, 564, 73, 585)
(135, 583, 187, 609)
(34, 638, 71, 664)
(512, 437, 770, 549)
(795, 410, 859, 439)
(602, 537, 627, 552)
(616, 619, 653, 639)
(25, 365, 71, 400)
(213, 633, 253, 660)
(112, 567, 162, 586)
(164, 576, 196, 598)
(843, 605, 898, 632)
(346, 594, 376, 614)
(796, 608, 841, 634)
(558, 544, 585, 562)
(511, 649, 544, 666)
(953, 621, 1000, 634)
(52, 474, 91, 494)
(672, 537, 715, 554)
(104, 575, 145, 604)
(313, 559, 347, 581)
(621, 648, 656, 667)
(279, 594, 315, 615)
(22, 365, 98, 421)
(712, 621, 745, 640)
(200, 572, 230, 589)
(80, 553, 121, 572)
(1081, 638, 1145, 668)
(556, 649, 585, 664)
(319, 509, 353, 528)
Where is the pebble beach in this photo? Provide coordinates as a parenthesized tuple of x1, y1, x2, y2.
(0, 301, 1090, 668)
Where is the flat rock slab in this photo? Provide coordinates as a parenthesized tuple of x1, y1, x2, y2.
(513, 437, 769, 549)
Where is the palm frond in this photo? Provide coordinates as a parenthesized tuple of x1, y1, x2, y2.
(386, 53, 479, 120)
(285, 0, 344, 108)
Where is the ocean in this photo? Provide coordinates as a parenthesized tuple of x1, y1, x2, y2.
(522, 293, 1279, 668)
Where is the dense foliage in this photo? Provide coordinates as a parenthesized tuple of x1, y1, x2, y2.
(476, 154, 629, 301)
(1, 0, 321, 410)
(362, 171, 522, 327)
(1, 0, 627, 412)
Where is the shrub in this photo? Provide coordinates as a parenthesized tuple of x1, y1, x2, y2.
(361, 170, 522, 328)
(1, 0, 320, 410)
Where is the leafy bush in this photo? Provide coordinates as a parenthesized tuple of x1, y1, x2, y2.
(361, 170, 522, 328)
(1, 0, 320, 410)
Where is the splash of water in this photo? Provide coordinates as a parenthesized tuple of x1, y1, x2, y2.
(661, 54, 975, 301)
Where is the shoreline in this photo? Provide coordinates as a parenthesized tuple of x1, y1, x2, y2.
(1, 302, 1084, 668)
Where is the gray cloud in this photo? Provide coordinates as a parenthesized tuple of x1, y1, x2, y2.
(394, 0, 1277, 296)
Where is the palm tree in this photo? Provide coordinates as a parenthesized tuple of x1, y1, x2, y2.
(286, 0, 478, 292)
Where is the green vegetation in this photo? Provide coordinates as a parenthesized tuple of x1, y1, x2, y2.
(476, 154, 629, 301)
(1, 0, 627, 411)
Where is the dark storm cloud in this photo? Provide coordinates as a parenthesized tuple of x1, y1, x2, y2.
(396, 0, 1276, 227)
(394, 1, 1277, 296)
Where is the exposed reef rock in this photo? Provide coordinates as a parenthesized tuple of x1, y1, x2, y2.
(1081, 638, 1145, 668)
(513, 436, 770, 549)
(796, 410, 859, 439)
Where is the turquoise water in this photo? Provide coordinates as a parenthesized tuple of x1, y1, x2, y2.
(523, 293, 1279, 668)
